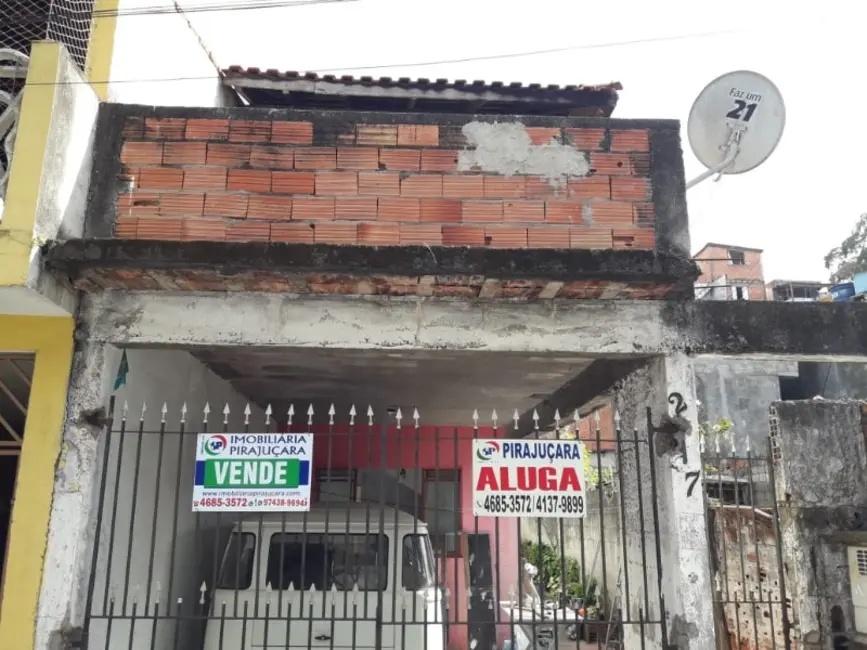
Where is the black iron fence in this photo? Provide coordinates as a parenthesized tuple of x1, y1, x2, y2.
(701, 434, 793, 650)
(82, 397, 670, 650)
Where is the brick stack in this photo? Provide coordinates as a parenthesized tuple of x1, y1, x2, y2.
(116, 116, 655, 250)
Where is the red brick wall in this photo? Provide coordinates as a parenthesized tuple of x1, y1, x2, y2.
(576, 404, 616, 452)
(113, 114, 656, 250)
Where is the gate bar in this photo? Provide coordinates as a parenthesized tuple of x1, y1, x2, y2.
(81, 395, 116, 650)
(646, 407, 668, 650)
(766, 439, 792, 650)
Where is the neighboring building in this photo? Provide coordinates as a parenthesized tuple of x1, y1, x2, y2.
(0, 2, 226, 649)
(770, 400, 867, 650)
(0, 31, 87, 650)
(767, 279, 827, 302)
(694, 242, 765, 300)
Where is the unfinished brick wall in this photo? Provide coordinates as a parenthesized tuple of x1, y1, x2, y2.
(696, 245, 765, 300)
(576, 404, 617, 452)
(110, 112, 658, 250)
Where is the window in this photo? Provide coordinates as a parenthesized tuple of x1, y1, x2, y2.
(217, 532, 256, 590)
(422, 469, 461, 556)
(732, 286, 749, 300)
(266, 533, 389, 591)
(401, 534, 436, 590)
(857, 549, 867, 577)
(728, 249, 746, 265)
(315, 469, 358, 503)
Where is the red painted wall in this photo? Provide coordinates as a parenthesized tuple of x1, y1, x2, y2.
(278, 423, 520, 650)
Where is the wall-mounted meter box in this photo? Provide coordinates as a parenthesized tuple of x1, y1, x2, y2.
(848, 546, 867, 633)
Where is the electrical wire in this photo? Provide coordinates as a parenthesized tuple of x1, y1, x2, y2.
(20, 29, 737, 88)
(313, 30, 736, 73)
(3, 0, 356, 25)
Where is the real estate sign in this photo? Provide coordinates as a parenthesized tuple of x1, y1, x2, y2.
(472, 439, 586, 518)
(193, 433, 313, 512)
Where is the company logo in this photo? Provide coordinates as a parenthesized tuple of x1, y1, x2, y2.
(476, 440, 500, 462)
(203, 434, 228, 457)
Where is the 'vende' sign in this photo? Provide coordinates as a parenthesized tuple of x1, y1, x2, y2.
(192, 433, 313, 512)
(472, 439, 586, 518)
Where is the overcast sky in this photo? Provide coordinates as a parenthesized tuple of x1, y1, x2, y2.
(184, 0, 862, 282)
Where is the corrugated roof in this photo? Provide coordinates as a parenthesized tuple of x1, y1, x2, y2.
(223, 66, 622, 94)
(222, 67, 621, 117)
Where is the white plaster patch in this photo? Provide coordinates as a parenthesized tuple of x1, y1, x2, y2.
(458, 121, 590, 190)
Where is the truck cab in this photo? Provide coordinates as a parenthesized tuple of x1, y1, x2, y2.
(203, 503, 444, 650)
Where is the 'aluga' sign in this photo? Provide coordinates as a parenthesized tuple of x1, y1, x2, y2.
(472, 439, 586, 519)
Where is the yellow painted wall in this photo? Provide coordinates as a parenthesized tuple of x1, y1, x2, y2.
(0, 6, 118, 646)
(86, 0, 121, 101)
(0, 0, 120, 284)
(0, 316, 75, 650)
(0, 43, 61, 288)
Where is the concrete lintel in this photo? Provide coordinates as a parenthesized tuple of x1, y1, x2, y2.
(79, 291, 867, 361)
(79, 291, 664, 354)
(43, 239, 698, 287)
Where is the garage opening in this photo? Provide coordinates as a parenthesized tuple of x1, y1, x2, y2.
(0, 354, 33, 610)
(79, 346, 666, 650)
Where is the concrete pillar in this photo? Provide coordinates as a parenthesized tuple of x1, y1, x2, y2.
(613, 354, 715, 650)
(659, 353, 715, 650)
(35, 340, 111, 650)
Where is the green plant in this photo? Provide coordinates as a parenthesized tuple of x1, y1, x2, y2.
(521, 540, 598, 608)
(555, 430, 616, 490)
(698, 417, 734, 448)
(825, 212, 867, 282)
(575, 441, 617, 491)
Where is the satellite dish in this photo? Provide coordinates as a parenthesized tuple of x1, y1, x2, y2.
(686, 70, 786, 189)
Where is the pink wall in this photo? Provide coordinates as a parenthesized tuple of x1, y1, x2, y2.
(278, 423, 520, 650)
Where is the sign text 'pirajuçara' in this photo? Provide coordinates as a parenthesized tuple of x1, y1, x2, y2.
(472, 439, 586, 518)
(193, 433, 313, 512)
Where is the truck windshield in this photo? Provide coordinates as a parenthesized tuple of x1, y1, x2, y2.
(401, 534, 436, 590)
(266, 533, 389, 591)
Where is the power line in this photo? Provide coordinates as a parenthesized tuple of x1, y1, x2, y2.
(21, 29, 737, 88)
(313, 30, 737, 73)
(3, 0, 355, 25)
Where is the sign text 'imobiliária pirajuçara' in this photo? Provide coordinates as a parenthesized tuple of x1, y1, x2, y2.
(193, 433, 313, 512)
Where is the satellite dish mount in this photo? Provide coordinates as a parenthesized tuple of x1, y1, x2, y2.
(685, 70, 785, 190)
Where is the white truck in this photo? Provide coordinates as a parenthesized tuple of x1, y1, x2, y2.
(203, 504, 446, 650)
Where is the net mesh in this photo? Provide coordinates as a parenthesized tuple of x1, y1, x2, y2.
(1, 0, 96, 73)
(1, 0, 95, 205)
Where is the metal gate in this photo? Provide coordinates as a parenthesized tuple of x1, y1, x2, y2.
(701, 430, 793, 650)
(82, 397, 669, 650)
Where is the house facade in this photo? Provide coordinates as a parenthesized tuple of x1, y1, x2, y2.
(3, 9, 867, 650)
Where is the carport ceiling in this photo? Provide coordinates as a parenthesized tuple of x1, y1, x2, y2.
(189, 348, 594, 426)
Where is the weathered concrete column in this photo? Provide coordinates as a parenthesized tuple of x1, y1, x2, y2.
(614, 354, 715, 650)
(659, 353, 715, 649)
(35, 340, 111, 650)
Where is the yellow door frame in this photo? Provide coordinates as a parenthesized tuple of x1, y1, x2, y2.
(0, 317, 75, 650)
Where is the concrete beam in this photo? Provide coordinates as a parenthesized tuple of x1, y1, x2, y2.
(78, 292, 867, 361)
